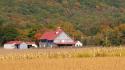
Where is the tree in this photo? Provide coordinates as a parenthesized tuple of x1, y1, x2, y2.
(0, 24, 19, 45)
(56, 20, 83, 40)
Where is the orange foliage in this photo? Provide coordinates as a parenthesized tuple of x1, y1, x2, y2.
(34, 33, 42, 40)
(118, 24, 125, 31)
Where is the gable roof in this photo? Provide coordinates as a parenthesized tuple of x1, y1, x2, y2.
(40, 28, 63, 40)
(6, 41, 35, 45)
(6, 41, 22, 44)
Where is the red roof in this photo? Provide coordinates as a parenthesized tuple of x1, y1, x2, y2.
(6, 41, 22, 44)
(39, 28, 75, 45)
(6, 41, 35, 45)
(40, 28, 63, 40)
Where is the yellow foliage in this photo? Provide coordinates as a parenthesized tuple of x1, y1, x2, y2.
(117, 24, 125, 31)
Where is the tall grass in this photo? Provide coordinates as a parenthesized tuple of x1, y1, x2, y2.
(0, 47, 125, 60)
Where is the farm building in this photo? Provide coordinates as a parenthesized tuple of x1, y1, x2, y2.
(4, 41, 37, 49)
(38, 27, 76, 48)
(75, 41, 83, 47)
(4, 41, 22, 49)
(19, 42, 28, 49)
(26, 42, 38, 48)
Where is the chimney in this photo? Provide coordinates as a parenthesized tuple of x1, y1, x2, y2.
(56, 27, 62, 34)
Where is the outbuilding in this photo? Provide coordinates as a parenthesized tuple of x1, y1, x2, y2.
(75, 41, 83, 47)
(26, 42, 38, 48)
(19, 42, 28, 49)
(4, 41, 22, 49)
(4, 41, 37, 49)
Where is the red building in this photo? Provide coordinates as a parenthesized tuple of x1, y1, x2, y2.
(38, 28, 75, 48)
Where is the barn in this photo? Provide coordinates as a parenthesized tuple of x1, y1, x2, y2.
(38, 27, 75, 48)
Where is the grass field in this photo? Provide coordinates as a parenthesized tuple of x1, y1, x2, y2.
(0, 47, 125, 70)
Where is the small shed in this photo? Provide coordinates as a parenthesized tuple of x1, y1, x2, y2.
(4, 41, 37, 49)
(4, 41, 22, 49)
(26, 42, 38, 48)
(4, 44, 16, 49)
(19, 42, 28, 49)
(75, 41, 83, 47)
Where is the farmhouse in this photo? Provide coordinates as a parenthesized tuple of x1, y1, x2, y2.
(38, 27, 75, 48)
(4, 41, 37, 49)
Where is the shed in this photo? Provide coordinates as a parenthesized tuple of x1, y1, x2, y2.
(4, 41, 22, 49)
(19, 42, 28, 49)
(26, 42, 38, 48)
(75, 41, 83, 47)
(4, 44, 16, 49)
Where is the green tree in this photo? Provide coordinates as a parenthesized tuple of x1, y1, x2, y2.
(0, 24, 19, 45)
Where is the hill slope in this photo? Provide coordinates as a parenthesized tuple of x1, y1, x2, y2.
(0, 0, 125, 46)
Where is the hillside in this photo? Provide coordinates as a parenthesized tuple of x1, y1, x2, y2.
(0, 0, 125, 46)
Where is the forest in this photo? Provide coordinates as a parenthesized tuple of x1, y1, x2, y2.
(0, 0, 125, 46)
